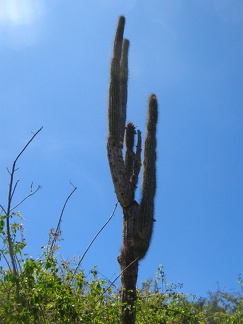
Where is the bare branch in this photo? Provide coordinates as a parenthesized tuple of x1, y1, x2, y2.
(0, 205, 7, 215)
(70, 202, 118, 283)
(79, 201, 118, 264)
(5, 126, 43, 276)
(95, 256, 139, 304)
(11, 180, 20, 201)
(96, 269, 119, 290)
(6, 126, 44, 217)
(49, 183, 77, 253)
(10, 184, 42, 212)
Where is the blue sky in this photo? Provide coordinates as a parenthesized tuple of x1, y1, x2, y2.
(0, 0, 243, 297)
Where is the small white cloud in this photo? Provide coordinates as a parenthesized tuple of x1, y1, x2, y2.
(0, 0, 45, 26)
(0, 0, 47, 48)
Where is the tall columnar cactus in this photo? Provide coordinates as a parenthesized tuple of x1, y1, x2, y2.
(107, 16, 158, 324)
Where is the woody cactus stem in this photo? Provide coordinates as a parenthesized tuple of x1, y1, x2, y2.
(107, 16, 158, 324)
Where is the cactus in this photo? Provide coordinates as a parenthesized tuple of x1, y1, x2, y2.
(107, 16, 158, 324)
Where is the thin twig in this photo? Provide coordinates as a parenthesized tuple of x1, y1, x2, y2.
(11, 180, 20, 202)
(49, 182, 77, 253)
(79, 202, 118, 264)
(5, 126, 43, 276)
(70, 202, 118, 283)
(0, 205, 7, 215)
(0, 249, 11, 270)
(95, 256, 139, 304)
(10, 185, 42, 212)
(96, 270, 119, 290)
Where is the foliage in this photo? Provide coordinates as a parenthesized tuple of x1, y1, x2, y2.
(0, 166, 242, 323)
(0, 199, 242, 323)
(0, 247, 243, 323)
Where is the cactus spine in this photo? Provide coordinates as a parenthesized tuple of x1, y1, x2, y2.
(107, 16, 158, 324)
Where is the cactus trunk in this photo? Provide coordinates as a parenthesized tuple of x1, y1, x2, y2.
(107, 16, 158, 324)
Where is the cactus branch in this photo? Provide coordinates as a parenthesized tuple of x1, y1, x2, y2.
(125, 122, 136, 182)
(108, 16, 125, 140)
(119, 39, 129, 143)
(107, 17, 133, 209)
(138, 94, 158, 260)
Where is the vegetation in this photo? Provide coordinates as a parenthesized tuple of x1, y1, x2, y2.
(0, 235, 243, 323)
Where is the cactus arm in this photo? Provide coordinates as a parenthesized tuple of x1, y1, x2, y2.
(141, 94, 158, 199)
(120, 39, 129, 143)
(107, 137, 134, 208)
(108, 16, 124, 139)
(132, 129, 142, 188)
(125, 122, 136, 182)
(138, 94, 158, 260)
(107, 16, 134, 208)
(125, 124, 142, 190)
(108, 16, 128, 144)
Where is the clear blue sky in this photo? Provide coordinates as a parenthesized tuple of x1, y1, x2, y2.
(0, 0, 243, 298)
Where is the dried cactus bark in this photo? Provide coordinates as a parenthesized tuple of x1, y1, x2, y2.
(107, 16, 158, 324)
